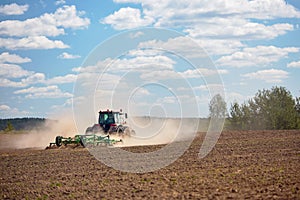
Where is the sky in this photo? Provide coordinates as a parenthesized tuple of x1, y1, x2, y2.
(0, 0, 300, 120)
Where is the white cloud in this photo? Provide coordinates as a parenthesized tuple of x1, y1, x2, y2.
(58, 52, 81, 59)
(0, 52, 31, 64)
(14, 85, 73, 99)
(0, 72, 77, 88)
(0, 104, 29, 117)
(0, 78, 26, 88)
(194, 84, 225, 92)
(196, 38, 244, 55)
(0, 52, 77, 90)
(157, 96, 177, 104)
(114, 55, 175, 71)
(0, 52, 33, 83)
(0, 72, 45, 87)
(287, 60, 300, 68)
(0, 60, 76, 87)
(129, 31, 144, 38)
(217, 46, 299, 67)
(0, 3, 28, 15)
(50, 98, 73, 114)
(0, 19, 64, 37)
(244, 0, 300, 19)
(138, 36, 209, 58)
(140, 70, 179, 80)
(109, 0, 300, 28)
(46, 5, 90, 29)
(127, 49, 163, 57)
(21, 73, 46, 85)
(182, 68, 228, 78)
(131, 87, 151, 98)
(77, 49, 225, 83)
(140, 68, 227, 80)
(225, 92, 249, 104)
(55, 0, 66, 5)
(77, 55, 175, 75)
(184, 19, 293, 40)
(46, 74, 77, 84)
(242, 69, 289, 83)
(0, 105, 10, 111)
(0, 5, 90, 37)
(192, 84, 225, 98)
(0, 63, 33, 78)
(132, 23, 292, 57)
(106, 1, 299, 58)
(138, 36, 244, 56)
(0, 36, 69, 50)
(102, 7, 153, 30)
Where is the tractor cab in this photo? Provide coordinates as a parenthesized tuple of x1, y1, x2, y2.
(86, 109, 131, 135)
(98, 110, 127, 132)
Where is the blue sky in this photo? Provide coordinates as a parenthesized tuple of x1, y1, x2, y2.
(0, 0, 300, 119)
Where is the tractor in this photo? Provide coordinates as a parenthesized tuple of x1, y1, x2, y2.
(85, 109, 135, 136)
(47, 109, 133, 149)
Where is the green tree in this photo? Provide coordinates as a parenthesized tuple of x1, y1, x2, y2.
(4, 121, 14, 132)
(229, 86, 299, 130)
(254, 87, 298, 129)
(229, 101, 253, 130)
(209, 94, 227, 118)
(229, 102, 242, 129)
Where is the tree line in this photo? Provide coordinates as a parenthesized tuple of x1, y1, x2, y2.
(0, 118, 47, 131)
(209, 86, 300, 130)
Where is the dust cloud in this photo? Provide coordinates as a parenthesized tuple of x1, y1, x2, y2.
(113, 117, 200, 147)
(0, 114, 203, 150)
(0, 113, 77, 150)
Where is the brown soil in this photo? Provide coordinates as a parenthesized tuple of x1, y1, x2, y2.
(0, 130, 299, 199)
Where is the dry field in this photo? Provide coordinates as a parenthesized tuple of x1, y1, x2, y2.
(0, 130, 299, 199)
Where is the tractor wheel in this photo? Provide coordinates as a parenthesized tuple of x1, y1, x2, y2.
(124, 127, 131, 136)
(123, 127, 136, 137)
(85, 127, 93, 134)
(55, 136, 62, 147)
(116, 126, 123, 136)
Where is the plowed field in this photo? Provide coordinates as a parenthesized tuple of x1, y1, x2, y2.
(1, 130, 299, 199)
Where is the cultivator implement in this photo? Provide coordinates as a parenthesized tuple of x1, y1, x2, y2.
(48, 134, 122, 148)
